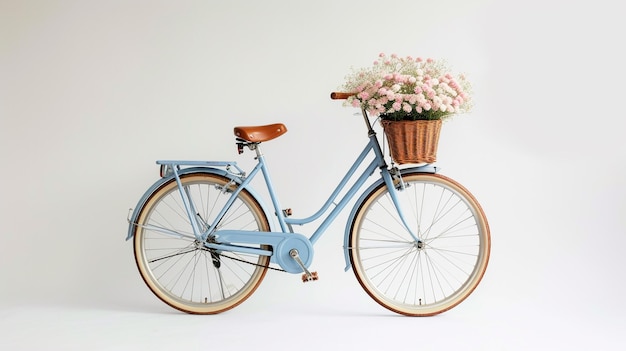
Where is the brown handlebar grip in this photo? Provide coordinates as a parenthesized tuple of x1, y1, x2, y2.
(330, 92, 355, 100)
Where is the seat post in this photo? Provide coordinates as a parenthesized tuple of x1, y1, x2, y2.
(253, 142, 263, 159)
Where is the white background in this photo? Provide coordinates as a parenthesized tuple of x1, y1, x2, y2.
(1, 0, 625, 350)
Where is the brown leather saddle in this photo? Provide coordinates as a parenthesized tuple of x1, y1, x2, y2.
(234, 123, 287, 142)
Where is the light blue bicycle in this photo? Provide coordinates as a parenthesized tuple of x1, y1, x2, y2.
(126, 92, 490, 316)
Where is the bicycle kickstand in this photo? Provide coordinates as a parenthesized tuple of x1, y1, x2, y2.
(289, 249, 319, 283)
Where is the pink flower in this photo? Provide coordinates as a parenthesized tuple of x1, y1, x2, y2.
(358, 91, 370, 100)
(392, 101, 402, 111)
(402, 103, 412, 113)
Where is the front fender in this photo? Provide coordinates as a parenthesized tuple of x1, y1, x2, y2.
(342, 165, 438, 271)
(126, 167, 273, 241)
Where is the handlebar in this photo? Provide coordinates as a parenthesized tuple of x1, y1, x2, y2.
(330, 92, 355, 100)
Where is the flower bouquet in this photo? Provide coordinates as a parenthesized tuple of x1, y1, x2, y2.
(339, 53, 472, 164)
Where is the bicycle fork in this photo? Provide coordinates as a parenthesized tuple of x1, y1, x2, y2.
(381, 167, 423, 246)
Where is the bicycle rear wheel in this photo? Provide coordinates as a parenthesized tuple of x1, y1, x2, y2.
(132, 173, 270, 314)
(349, 172, 490, 316)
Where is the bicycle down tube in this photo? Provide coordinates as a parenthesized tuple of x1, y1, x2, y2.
(283, 130, 422, 245)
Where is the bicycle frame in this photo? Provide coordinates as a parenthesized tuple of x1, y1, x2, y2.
(127, 111, 437, 273)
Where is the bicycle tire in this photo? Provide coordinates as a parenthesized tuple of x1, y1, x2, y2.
(132, 172, 271, 314)
(348, 172, 490, 316)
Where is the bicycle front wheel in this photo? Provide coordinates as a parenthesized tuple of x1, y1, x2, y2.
(132, 173, 271, 314)
(349, 172, 490, 316)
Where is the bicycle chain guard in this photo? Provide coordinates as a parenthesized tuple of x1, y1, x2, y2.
(211, 230, 314, 274)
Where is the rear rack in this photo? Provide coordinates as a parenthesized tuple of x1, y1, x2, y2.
(156, 160, 246, 178)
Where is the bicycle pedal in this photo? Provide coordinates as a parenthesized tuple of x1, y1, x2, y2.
(301, 271, 318, 283)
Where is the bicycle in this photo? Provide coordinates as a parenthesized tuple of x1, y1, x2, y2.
(126, 92, 490, 316)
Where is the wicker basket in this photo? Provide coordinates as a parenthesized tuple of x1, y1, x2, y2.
(380, 119, 442, 164)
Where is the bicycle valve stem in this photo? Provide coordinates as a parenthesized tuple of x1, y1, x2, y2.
(289, 249, 318, 283)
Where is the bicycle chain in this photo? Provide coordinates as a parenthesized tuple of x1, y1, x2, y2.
(199, 246, 286, 272)
(221, 253, 286, 272)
